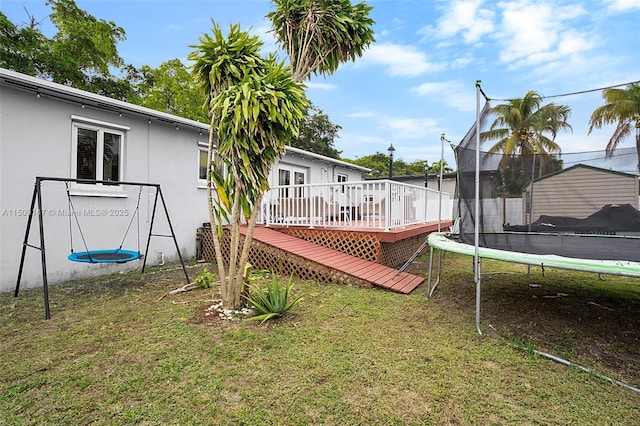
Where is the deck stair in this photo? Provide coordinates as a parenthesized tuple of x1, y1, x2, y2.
(241, 226, 424, 294)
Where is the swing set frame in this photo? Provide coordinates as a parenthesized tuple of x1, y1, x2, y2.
(15, 176, 191, 319)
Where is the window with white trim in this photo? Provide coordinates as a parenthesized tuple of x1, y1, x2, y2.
(71, 116, 128, 192)
(198, 142, 208, 187)
(337, 173, 348, 193)
(198, 142, 227, 188)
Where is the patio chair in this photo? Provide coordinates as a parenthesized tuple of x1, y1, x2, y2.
(359, 197, 385, 219)
(313, 196, 340, 221)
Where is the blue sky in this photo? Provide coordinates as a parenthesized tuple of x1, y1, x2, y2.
(3, 0, 640, 166)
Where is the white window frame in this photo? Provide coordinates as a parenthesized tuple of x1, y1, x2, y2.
(70, 116, 129, 197)
(198, 142, 228, 189)
(198, 142, 209, 188)
(277, 163, 308, 198)
(337, 173, 348, 193)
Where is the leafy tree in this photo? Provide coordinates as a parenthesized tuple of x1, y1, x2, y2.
(1, 0, 133, 99)
(267, 0, 375, 82)
(190, 23, 307, 309)
(588, 83, 640, 172)
(428, 159, 453, 174)
(190, 0, 374, 310)
(498, 154, 563, 197)
(135, 59, 208, 122)
(481, 90, 571, 186)
(346, 153, 439, 178)
(291, 104, 341, 158)
(346, 152, 389, 177)
(0, 12, 50, 76)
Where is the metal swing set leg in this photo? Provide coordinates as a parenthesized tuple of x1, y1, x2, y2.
(14, 177, 191, 320)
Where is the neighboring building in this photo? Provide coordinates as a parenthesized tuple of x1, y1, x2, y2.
(391, 172, 457, 197)
(522, 164, 640, 222)
(0, 68, 366, 292)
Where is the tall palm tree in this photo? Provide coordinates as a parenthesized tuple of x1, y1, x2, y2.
(267, 0, 375, 82)
(588, 83, 640, 172)
(480, 90, 572, 180)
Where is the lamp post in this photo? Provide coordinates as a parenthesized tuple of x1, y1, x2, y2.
(388, 143, 395, 179)
(424, 161, 429, 188)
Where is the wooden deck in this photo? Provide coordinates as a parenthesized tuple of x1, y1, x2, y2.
(241, 226, 425, 294)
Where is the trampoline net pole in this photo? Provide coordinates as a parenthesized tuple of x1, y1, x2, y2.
(474, 81, 482, 335)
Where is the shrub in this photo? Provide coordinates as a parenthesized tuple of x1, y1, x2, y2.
(195, 266, 217, 289)
(244, 274, 302, 323)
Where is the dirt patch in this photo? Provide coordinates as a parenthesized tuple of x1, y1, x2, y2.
(408, 259, 640, 387)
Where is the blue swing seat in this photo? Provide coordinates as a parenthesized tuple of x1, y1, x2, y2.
(68, 249, 142, 264)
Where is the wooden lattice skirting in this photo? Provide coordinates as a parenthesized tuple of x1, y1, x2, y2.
(201, 225, 431, 271)
(274, 227, 430, 268)
(199, 226, 372, 287)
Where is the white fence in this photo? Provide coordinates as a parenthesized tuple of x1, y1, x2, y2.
(259, 180, 452, 230)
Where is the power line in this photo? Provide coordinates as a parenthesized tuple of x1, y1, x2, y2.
(487, 79, 640, 102)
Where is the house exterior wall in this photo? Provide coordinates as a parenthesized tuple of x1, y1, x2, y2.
(0, 70, 367, 293)
(0, 82, 210, 293)
(272, 151, 364, 186)
(524, 166, 639, 221)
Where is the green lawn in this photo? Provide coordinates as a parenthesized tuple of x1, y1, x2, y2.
(1, 255, 638, 425)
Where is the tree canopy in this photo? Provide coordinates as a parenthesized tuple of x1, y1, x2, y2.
(346, 153, 437, 178)
(0, 0, 131, 99)
(134, 59, 208, 122)
(290, 104, 342, 158)
(267, 0, 375, 82)
(589, 83, 640, 172)
(481, 90, 572, 158)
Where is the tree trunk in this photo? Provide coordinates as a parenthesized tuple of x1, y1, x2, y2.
(205, 127, 228, 298)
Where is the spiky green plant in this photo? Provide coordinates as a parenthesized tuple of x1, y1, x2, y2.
(245, 275, 302, 323)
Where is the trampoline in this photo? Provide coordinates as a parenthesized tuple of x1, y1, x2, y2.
(428, 232, 640, 278)
(428, 82, 640, 335)
(68, 249, 142, 264)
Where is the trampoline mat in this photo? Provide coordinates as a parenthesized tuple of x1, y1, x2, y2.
(457, 232, 640, 263)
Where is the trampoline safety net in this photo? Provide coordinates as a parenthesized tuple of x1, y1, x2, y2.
(453, 102, 640, 263)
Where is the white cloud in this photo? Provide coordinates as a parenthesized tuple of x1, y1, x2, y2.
(496, 1, 590, 68)
(306, 82, 338, 91)
(381, 117, 440, 140)
(347, 111, 377, 119)
(359, 43, 442, 77)
(606, 0, 640, 12)
(412, 81, 477, 112)
(417, 0, 495, 44)
(346, 110, 440, 140)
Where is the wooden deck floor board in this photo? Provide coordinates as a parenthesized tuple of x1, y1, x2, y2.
(242, 226, 423, 294)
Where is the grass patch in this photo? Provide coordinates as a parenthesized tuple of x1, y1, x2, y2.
(1, 256, 639, 425)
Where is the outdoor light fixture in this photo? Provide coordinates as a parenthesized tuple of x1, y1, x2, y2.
(424, 161, 429, 188)
(387, 143, 395, 179)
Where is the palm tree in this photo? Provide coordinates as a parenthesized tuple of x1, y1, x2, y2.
(588, 83, 640, 172)
(480, 90, 572, 180)
(267, 0, 375, 82)
(189, 24, 307, 309)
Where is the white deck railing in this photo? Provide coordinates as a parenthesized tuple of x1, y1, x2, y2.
(258, 180, 452, 230)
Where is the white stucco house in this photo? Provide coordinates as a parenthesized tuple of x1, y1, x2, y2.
(0, 67, 368, 293)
